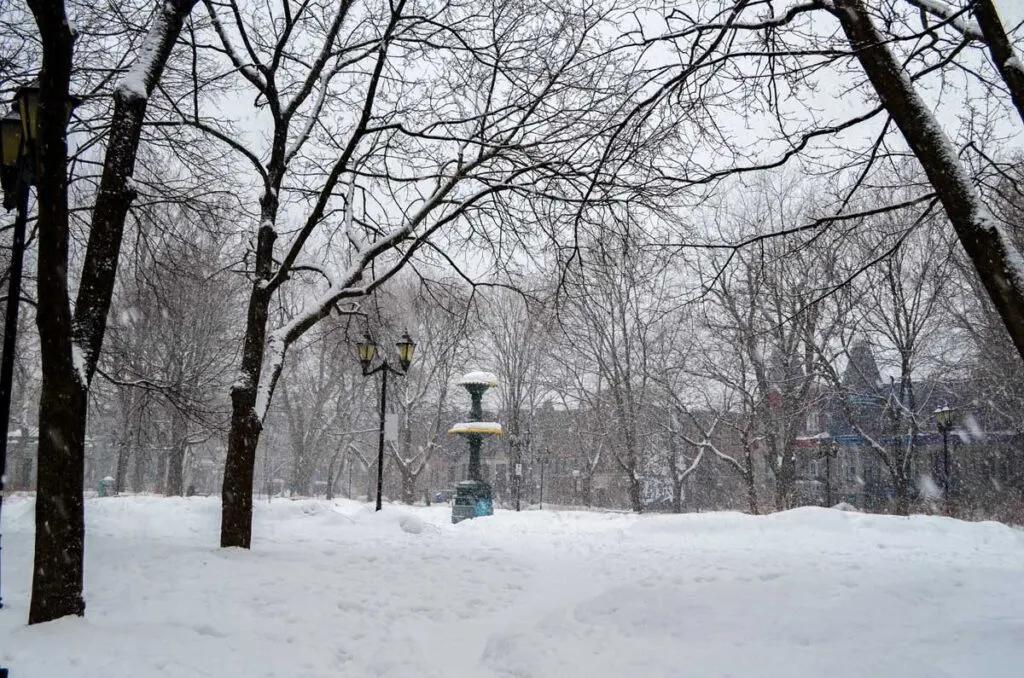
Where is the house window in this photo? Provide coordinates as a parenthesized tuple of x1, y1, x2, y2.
(808, 459, 821, 479)
(843, 455, 856, 483)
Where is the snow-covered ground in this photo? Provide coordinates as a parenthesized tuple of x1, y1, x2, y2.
(1, 496, 1022, 677)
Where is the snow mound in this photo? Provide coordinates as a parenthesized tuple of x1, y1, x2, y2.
(398, 513, 426, 534)
(3, 497, 1023, 678)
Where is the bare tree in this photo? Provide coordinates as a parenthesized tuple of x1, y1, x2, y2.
(376, 281, 468, 504)
(816, 188, 963, 514)
(276, 325, 356, 497)
(191, 0, 644, 547)
(694, 175, 838, 510)
(819, 0, 1024, 362)
(546, 353, 612, 508)
(101, 206, 240, 495)
(558, 231, 680, 512)
(479, 287, 550, 510)
(24, 0, 203, 624)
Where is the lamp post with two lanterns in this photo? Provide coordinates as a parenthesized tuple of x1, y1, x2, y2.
(0, 83, 80, 611)
(357, 332, 416, 512)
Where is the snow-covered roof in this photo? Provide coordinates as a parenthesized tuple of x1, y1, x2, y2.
(448, 421, 504, 436)
(457, 371, 498, 386)
(795, 432, 832, 441)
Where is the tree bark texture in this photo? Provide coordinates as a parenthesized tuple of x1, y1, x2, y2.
(745, 452, 758, 515)
(627, 473, 643, 513)
(220, 231, 274, 548)
(26, 0, 83, 625)
(165, 409, 187, 496)
(115, 442, 131, 495)
(893, 469, 911, 516)
(832, 0, 1024, 364)
(973, 0, 1024, 127)
(26, 0, 199, 624)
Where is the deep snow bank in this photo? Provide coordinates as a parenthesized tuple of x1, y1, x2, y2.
(1, 496, 1021, 678)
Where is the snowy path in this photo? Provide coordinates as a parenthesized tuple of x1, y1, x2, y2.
(1, 496, 1022, 677)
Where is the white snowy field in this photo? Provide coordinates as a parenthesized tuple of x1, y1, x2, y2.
(1, 496, 1022, 678)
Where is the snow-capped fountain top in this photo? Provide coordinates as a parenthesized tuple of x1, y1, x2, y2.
(457, 371, 498, 386)
(448, 421, 504, 436)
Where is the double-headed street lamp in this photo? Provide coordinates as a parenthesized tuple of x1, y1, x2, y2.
(0, 84, 79, 611)
(934, 405, 957, 515)
(357, 332, 416, 512)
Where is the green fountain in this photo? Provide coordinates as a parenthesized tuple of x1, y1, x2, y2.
(448, 371, 503, 523)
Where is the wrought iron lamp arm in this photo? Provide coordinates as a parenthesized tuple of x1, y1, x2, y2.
(361, 359, 408, 378)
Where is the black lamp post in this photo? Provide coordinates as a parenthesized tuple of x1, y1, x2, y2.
(822, 439, 838, 508)
(357, 331, 415, 512)
(934, 405, 957, 515)
(537, 447, 546, 510)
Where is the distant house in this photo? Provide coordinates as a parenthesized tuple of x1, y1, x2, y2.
(792, 341, 1024, 516)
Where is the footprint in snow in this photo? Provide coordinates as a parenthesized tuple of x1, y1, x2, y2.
(194, 623, 228, 638)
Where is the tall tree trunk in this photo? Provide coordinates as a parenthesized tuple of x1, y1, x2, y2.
(27, 0, 83, 625)
(973, 0, 1024, 126)
(746, 474, 758, 514)
(221, 389, 261, 546)
(220, 198, 277, 547)
(114, 390, 135, 494)
(401, 422, 416, 504)
(165, 409, 187, 496)
(155, 450, 169, 494)
(893, 469, 911, 516)
(831, 0, 1024, 363)
(672, 479, 684, 513)
(32, 385, 87, 623)
(220, 255, 273, 546)
(291, 448, 315, 496)
(768, 430, 797, 511)
(325, 453, 344, 500)
(27, 0, 199, 625)
(115, 441, 131, 495)
(401, 470, 416, 504)
(628, 471, 642, 513)
(131, 446, 147, 492)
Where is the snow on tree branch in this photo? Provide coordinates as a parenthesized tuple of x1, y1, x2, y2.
(115, 4, 171, 101)
(902, 0, 984, 41)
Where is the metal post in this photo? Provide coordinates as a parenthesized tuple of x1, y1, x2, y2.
(539, 454, 545, 510)
(467, 434, 481, 481)
(825, 450, 832, 508)
(375, 366, 387, 511)
(0, 177, 29, 611)
(466, 384, 485, 481)
(942, 428, 951, 515)
(513, 457, 521, 512)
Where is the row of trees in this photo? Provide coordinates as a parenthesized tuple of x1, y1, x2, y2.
(4, 0, 1024, 625)
(55, 161, 1024, 520)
